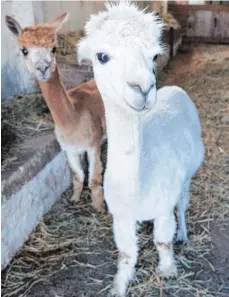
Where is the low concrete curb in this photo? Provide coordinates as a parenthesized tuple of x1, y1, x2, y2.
(1, 134, 71, 270)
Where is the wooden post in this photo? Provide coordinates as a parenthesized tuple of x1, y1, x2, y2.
(152, 1, 162, 13)
(163, 0, 168, 14)
(169, 27, 174, 59)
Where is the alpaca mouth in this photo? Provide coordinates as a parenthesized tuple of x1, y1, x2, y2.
(38, 74, 49, 82)
(124, 98, 149, 113)
(39, 77, 49, 82)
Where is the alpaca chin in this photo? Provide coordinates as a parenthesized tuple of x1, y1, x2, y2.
(124, 87, 157, 114)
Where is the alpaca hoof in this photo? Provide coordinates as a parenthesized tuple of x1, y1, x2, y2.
(157, 262, 178, 279)
(107, 288, 124, 297)
(91, 186, 106, 213)
(175, 240, 184, 246)
(104, 214, 113, 221)
(107, 274, 127, 297)
(70, 192, 80, 204)
(91, 200, 106, 214)
(176, 230, 187, 243)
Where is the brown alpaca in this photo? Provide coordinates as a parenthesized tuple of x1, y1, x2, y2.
(5, 13, 106, 213)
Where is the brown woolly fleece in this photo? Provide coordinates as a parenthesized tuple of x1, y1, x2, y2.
(11, 14, 106, 213)
(18, 24, 57, 48)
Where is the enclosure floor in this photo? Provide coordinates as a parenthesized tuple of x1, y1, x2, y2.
(2, 44, 229, 297)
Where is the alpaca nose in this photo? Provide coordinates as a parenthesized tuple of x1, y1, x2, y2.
(37, 66, 49, 75)
(128, 81, 155, 97)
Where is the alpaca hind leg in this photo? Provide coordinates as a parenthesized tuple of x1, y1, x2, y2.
(154, 213, 177, 279)
(67, 152, 84, 202)
(110, 218, 138, 297)
(87, 146, 105, 213)
(176, 179, 191, 243)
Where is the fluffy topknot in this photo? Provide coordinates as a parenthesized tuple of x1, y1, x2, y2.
(78, 1, 165, 63)
(18, 24, 57, 48)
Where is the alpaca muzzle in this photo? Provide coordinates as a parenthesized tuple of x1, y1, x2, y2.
(125, 81, 157, 112)
(36, 64, 51, 81)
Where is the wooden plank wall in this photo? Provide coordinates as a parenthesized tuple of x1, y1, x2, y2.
(41, 1, 150, 32)
(168, 3, 229, 43)
(42, 1, 105, 32)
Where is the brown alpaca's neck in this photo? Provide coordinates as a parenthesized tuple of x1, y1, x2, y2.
(38, 68, 75, 129)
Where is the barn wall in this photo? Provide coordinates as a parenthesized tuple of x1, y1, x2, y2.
(41, 0, 150, 30)
(1, 1, 106, 100)
(1, 1, 40, 99)
(168, 3, 229, 42)
(1, 1, 151, 100)
(42, 1, 105, 33)
(188, 0, 205, 3)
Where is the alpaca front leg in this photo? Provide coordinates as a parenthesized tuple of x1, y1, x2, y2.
(67, 152, 84, 202)
(154, 213, 177, 279)
(87, 147, 105, 213)
(110, 218, 138, 297)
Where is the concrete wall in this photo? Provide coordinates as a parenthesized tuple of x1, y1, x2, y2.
(2, 150, 71, 269)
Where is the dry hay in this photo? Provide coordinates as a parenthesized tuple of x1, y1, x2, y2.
(156, 2, 181, 30)
(2, 44, 229, 297)
(1, 94, 54, 170)
(57, 30, 84, 64)
(160, 12, 181, 30)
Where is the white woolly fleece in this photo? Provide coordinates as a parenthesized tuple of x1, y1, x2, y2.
(77, 2, 204, 296)
(78, 1, 165, 63)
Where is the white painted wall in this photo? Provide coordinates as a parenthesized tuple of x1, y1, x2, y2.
(1, 1, 148, 99)
(1, 1, 106, 99)
(42, 1, 105, 33)
(188, 0, 205, 4)
(1, 1, 40, 99)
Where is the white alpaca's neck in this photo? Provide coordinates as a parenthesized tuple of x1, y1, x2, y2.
(105, 102, 141, 157)
(103, 100, 143, 205)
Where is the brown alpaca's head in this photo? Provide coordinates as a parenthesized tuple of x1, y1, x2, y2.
(5, 13, 69, 81)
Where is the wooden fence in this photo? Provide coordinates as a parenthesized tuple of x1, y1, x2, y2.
(168, 4, 229, 44)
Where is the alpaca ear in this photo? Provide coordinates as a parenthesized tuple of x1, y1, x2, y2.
(50, 12, 69, 32)
(77, 38, 91, 64)
(5, 15, 22, 37)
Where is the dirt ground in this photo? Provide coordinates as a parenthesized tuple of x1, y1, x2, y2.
(2, 44, 229, 297)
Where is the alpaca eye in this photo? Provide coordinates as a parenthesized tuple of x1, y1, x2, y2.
(21, 48, 28, 56)
(52, 46, 57, 54)
(96, 53, 110, 64)
(153, 55, 158, 62)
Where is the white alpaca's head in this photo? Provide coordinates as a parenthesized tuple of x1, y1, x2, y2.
(5, 13, 69, 82)
(78, 1, 164, 114)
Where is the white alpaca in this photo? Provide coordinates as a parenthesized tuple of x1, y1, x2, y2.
(78, 2, 204, 296)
